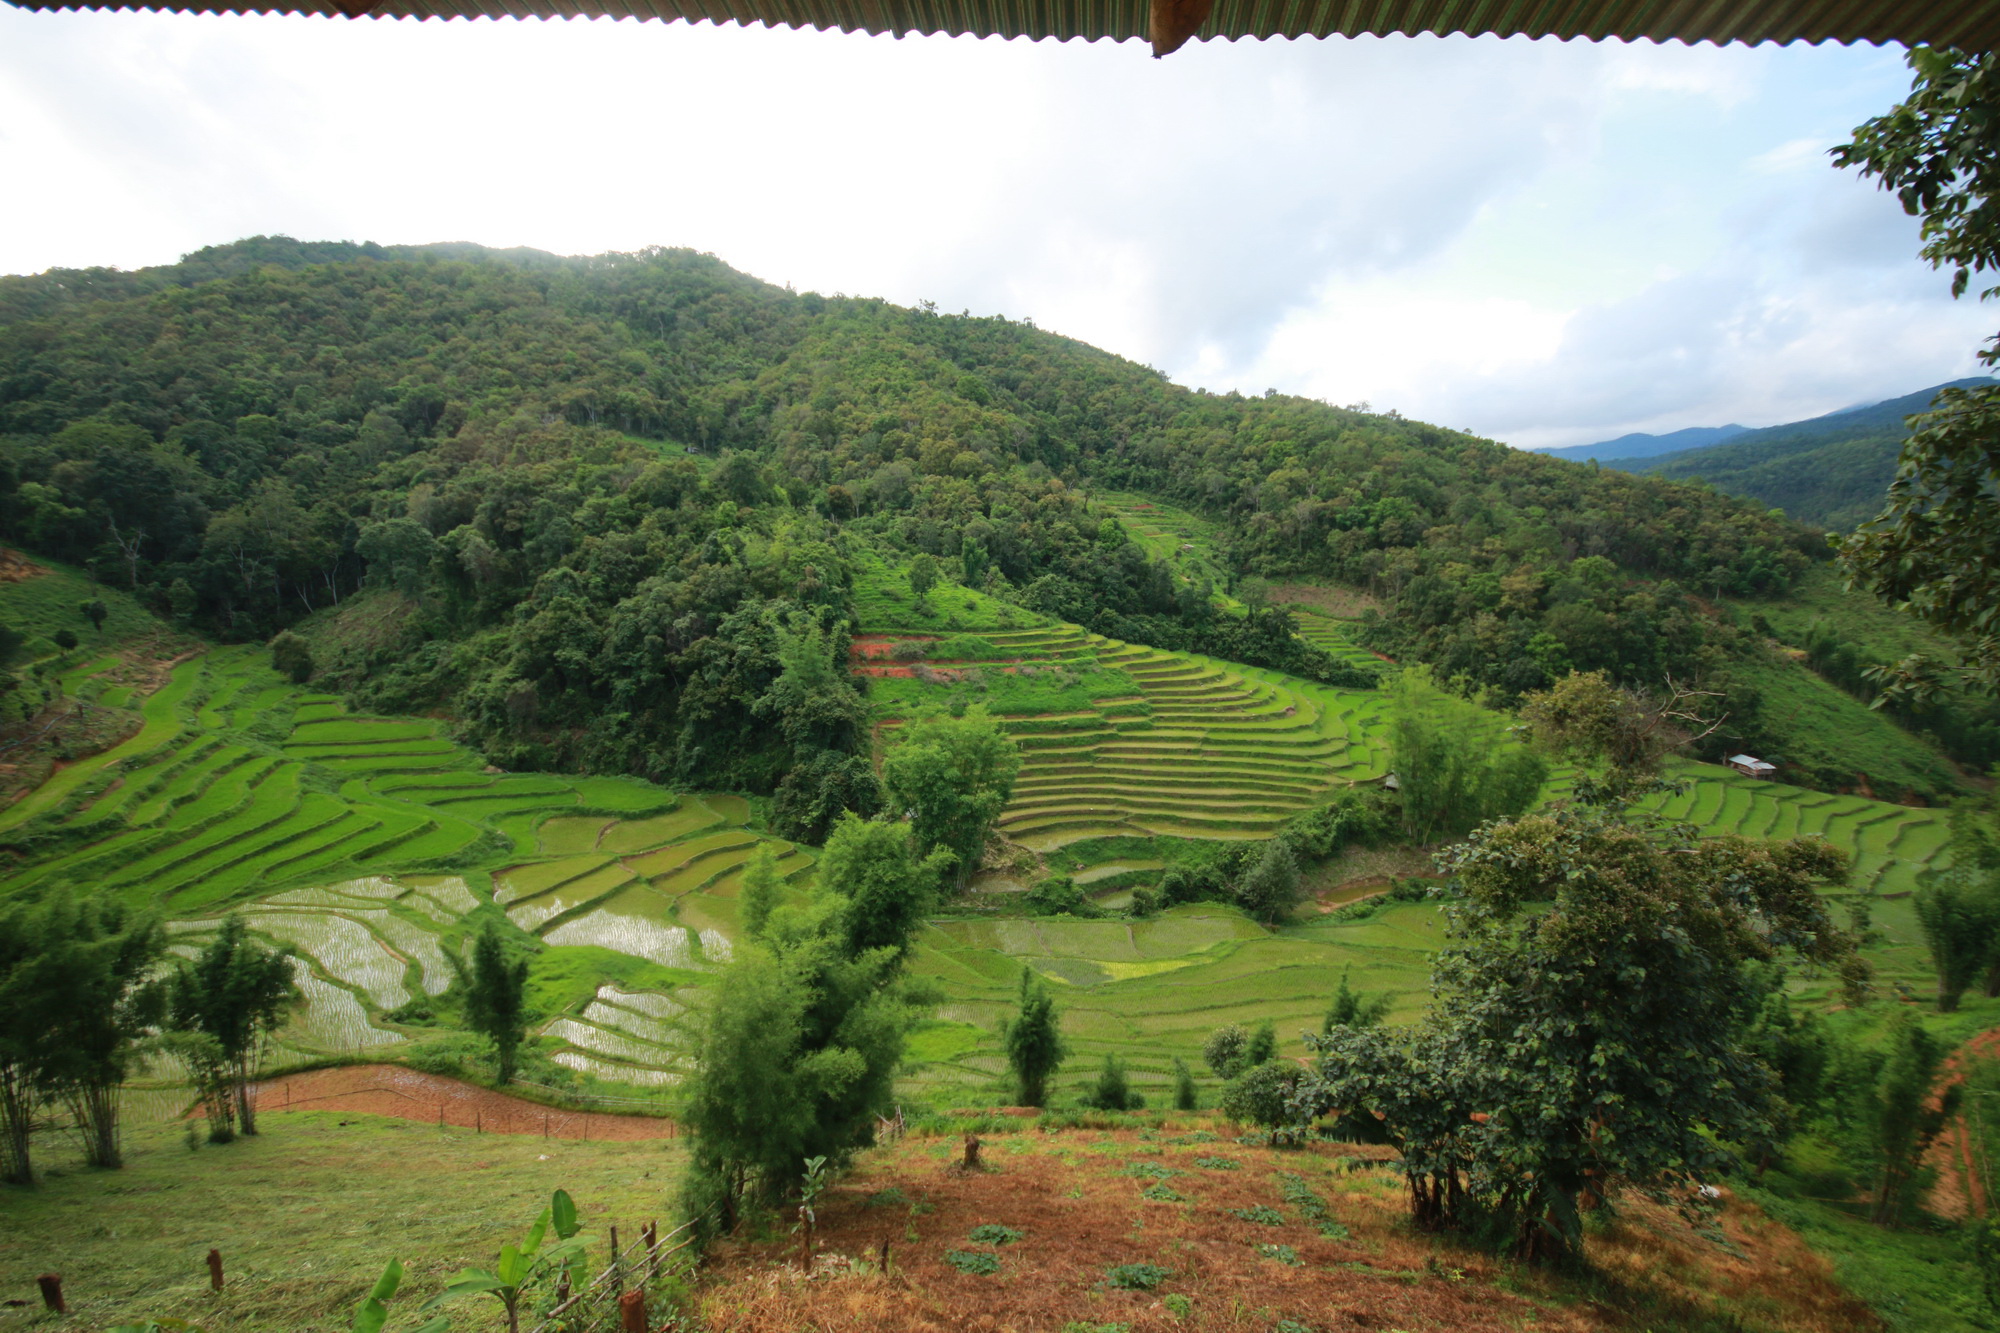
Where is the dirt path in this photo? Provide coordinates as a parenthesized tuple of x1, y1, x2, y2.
(249, 1065, 678, 1141)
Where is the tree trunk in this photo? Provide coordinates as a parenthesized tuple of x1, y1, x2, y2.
(71, 1081, 121, 1169)
(0, 1065, 35, 1186)
(234, 1057, 258, 1136)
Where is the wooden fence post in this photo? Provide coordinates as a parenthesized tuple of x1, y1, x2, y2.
(35, 1274, 64, 1314)
(206, 1248, 223, 1292)
(609, 1225, 622, 1296)
(617, 1288, 646, 1333)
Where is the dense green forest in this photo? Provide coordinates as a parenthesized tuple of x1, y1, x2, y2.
(0, 237, 1978, 796)
(1616, 377, 1995, 530)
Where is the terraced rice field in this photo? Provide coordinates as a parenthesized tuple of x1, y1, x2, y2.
(900, 901, 1443, 1102)
(866, 624, 1390, 851)
(0, 604, 1972, 1103)
(0, 644, 817, 1087)
(1288, 607, 1392, 672)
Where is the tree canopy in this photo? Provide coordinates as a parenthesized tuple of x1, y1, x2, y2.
(1835, 46, 2000, 699)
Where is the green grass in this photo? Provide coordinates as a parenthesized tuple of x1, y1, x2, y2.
(0, 556, 160, 658)
(0, 583, 1973, 1121)
(1732, 655, 1961, 801)
(0, 1114, 684, 1333)
(850, 548, 1050, 634)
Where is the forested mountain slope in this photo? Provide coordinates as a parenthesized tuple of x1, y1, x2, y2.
(0, 238, 1970, 799)
(1613, 377, 1996, 530)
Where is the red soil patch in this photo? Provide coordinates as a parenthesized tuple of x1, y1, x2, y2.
(1924, 1025, 2000, 1219)
(250, 1065, 677, 1142)
(855, 664, 1026, 680)
(853, 635, 940, 660)
(694, 1128, 1875, 1333)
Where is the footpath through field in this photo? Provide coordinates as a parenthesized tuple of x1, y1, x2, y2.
(249, 1064, 677, 1141)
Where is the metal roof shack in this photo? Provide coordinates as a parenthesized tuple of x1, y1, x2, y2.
(1725, 754, 1777, 779)
(8, 0, 1999, 59)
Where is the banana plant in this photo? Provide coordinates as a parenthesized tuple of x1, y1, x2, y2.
(354, 1258, 451, 1333)
(421, 1190, 590, 1333)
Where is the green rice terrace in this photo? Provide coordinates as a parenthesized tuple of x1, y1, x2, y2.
(0, 567, 1965, 1113)
(858, 623, 1387, 849)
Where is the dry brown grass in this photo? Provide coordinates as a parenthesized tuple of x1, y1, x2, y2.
(691, 1127, 1879, 1333)
(1302, 846, 1438, 909)
(1257, 583, 1382, 618)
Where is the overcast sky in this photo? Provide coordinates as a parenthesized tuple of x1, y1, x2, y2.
(0, 11, 1990, 449)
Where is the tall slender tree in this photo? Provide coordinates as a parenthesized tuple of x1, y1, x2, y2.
(464, 923, 531, 1085)
(169, 917, 297, 1136)
(44, 897, 165, 1168)
(1003, 969, 1067, 1108)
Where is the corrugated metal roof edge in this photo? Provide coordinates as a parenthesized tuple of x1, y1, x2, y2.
(1, 0, 1928, 43)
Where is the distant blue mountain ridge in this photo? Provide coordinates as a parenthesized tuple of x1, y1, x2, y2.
(1543, 423, 1751, 463)
(1540, 378, 1998, 530)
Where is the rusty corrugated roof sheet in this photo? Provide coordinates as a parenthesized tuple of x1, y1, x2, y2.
(8, 0, 1996, 50)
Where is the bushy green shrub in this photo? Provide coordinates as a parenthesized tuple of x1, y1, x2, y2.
(1026, 874, 1095, 917)
(945, 1249, 1000, 1275)
(1081, 1055, 1143, 1111)
(1221, 1062, 1304, 1136)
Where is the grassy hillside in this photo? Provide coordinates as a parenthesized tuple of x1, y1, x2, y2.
(0, 566, 1964, 1113)
(0, 1111, 684, 1332)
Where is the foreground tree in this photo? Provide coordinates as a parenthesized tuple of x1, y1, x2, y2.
(1920, 784, 2000, 1002)
(739, 843, 783, 941)
(1870, 1014, 1960, 1225)
(464, 923, 531, 1085)
(1834, 47, 2000, 698)
(169, 917, 297, 1136)
(0, 892, 152, 1176)
(1914, 875, 2000, 1011)
(879, 707, 1022, 891)
(1300, 803, 1862, 1263)
(680, 816, 941, 1231)
(1003, 969, 1067, 1107)
(1387, 669, 1546, 843)
(43, 898, 166, 1168)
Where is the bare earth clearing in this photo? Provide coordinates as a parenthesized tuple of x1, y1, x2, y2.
(250, 1064, 678, 1141)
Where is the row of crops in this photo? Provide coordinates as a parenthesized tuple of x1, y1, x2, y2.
(0, 580, 1972, 1101)
(867, 624, 1391, 851)
(0, 644, 819, 1088)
